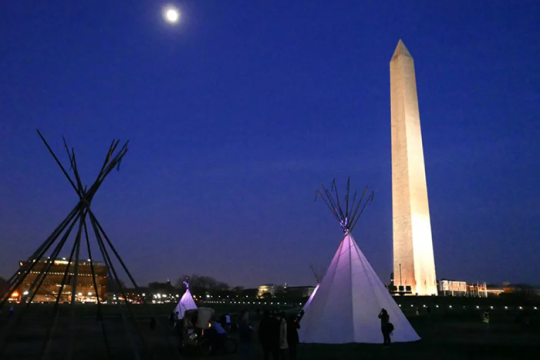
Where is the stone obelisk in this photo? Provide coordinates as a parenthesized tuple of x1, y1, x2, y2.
(390, 40, 437, 296)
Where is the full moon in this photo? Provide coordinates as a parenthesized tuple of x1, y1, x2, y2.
(164, 7, 180, 23)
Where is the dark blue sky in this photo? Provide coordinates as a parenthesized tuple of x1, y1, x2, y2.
(1, 1, 539, 288)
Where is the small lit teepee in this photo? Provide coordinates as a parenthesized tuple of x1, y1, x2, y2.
(299, 179, 420, 344)
(174, 281, 197, 319)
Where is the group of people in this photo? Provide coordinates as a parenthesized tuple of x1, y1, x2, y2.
(257, 310, 300, 360)
(171, 307, 393, 358)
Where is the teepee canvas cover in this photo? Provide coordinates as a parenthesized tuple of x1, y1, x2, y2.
(174, 288, 197, 319)
(299, 233, 420, 343)
(299, 179, 419, 344)
(302, 284, 319, 312)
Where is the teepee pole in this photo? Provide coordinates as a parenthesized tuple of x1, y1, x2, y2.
(345, 178, 350, 218)
(24, 212, 83, 303)
(67, 212, 86, 360)
(350, 192, 374, 232)
(39, 217, 83, 359)
(0, 205, 82, 308)
(4, 203, 81, 289)
(82, 221, 111, 357)
(90, 210, 180, 356)
(62, 138, 84, 194)
(37, 130, 81, 196)
(348, 187, 369, 227)
(315, 190, 341, 223)
(332, 180, 346, 221)
(0, 211, 82, 357)
(94, 140, 120, 183)
(321, 186, 340, 220)
(90, 216, 146, 360)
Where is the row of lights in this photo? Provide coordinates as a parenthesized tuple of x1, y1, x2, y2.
(398, 304, 538, 310)
(19, 291, 93, 296)
(203, 301, 296, 306)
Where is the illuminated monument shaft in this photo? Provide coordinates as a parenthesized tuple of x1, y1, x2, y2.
(390, 40, 437, 295)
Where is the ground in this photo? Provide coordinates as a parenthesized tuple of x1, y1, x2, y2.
(0, 302, 539, 359)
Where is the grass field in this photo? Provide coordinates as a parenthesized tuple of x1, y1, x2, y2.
(1, 301, 539, 359)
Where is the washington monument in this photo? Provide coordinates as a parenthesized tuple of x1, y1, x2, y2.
(390, 40, 437, 296)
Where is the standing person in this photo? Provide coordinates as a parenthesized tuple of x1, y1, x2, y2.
(287, 314, 300, 360)
(9, 305, 14, 317)
(482, 311, 490, 327)
(169, 311, 175, 327)
(415, 306, 420, 316)
(277, 312, 289, 359)
(211, 317, 227, 339)
(378, 308, 391, 347)
(225, 312, 232, 331)
(259, 311, 279, 360)
(238, 311, 252, 360)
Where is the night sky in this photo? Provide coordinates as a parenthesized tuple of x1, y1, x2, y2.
(1, 1, 539, 288)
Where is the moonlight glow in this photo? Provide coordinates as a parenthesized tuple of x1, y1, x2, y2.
(164, 7, 180, 23)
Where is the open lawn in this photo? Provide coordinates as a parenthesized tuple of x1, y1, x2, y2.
(0, 302, 539, 359)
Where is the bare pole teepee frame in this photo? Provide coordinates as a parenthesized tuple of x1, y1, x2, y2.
(0, 131, 178, 359)
(315, 178, 374, 234)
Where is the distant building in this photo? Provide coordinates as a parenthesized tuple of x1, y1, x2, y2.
(438, 279, 467, 296)
(10, 259, 108, 303)
(485, 284, 504, 296)
(467, 282, 488, 298)
(257, 284, 315, 298)
(438, 279, 488, 297)
(258, 284, 277, 297)
(286, 286, 315, 298)
(502, 283, 540, 297)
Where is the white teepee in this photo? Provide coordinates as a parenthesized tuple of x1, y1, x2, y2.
(299, 179, 420, 344)
(174, 287, 197, 319)
(299, 233, 420, 343)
